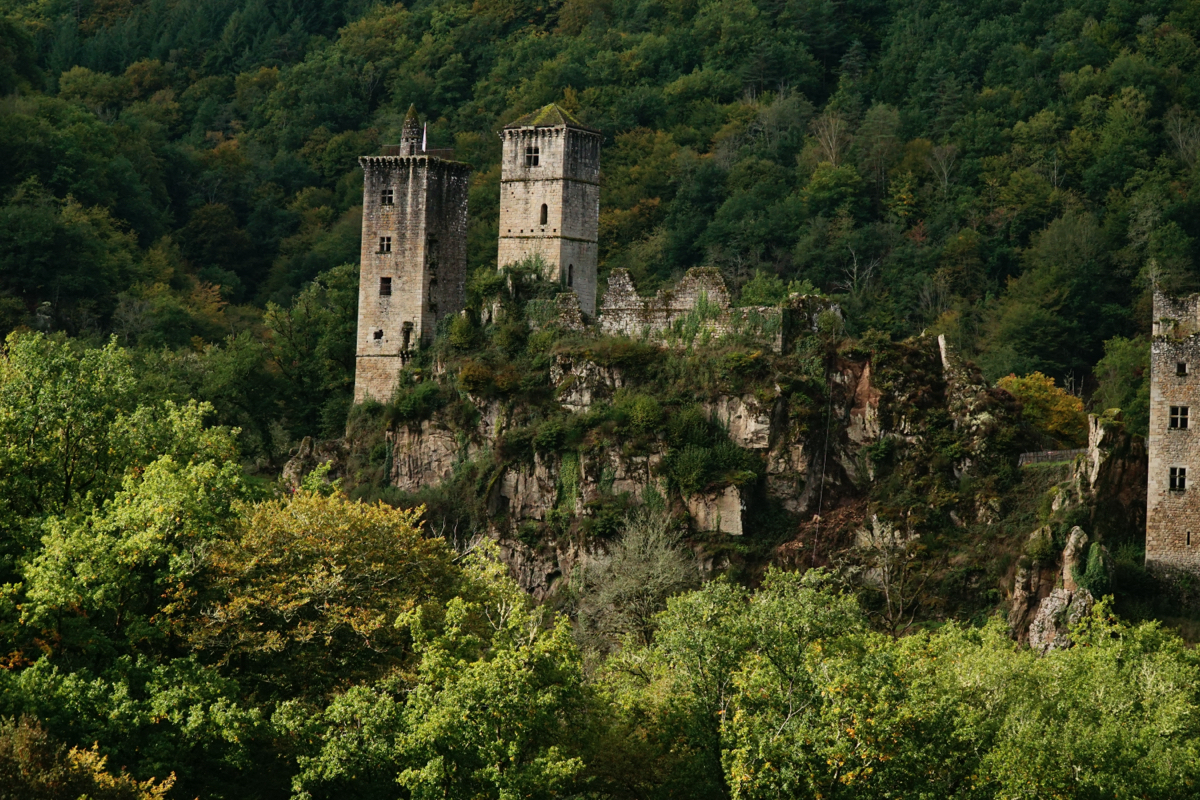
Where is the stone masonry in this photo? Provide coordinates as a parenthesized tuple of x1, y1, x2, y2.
(354, 107, 470, 403)
(1146, 290, 1200, 572)
(599, 267, 839, 353)
(498, 104, 601, 316)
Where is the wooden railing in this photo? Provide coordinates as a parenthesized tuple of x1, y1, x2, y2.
(1018, 448, 1087, 466)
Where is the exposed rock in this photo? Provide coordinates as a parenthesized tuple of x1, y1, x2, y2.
(1009, 528, 1057, 641)
(1061, 526, 1089, 592)
(551, 355, 624, 413)
(494, 453, 564, 521)
(705, 394, 772, 450)
(281, 436, 346, 490)
(846, 362, 882, 446)
(498, 537, 592, 602)
(389, 422, 463, 492)
(1028, 587, 1094, 654)
(686, 486, 744, 535)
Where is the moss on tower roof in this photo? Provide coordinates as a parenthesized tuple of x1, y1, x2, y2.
(504, 103, 598, 132)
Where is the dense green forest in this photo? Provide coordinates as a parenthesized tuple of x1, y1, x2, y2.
(9, 0, 1200, 435)
(3, 0, 1200, 796)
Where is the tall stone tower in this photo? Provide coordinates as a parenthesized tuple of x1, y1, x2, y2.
(1146, 290, 1200, 572)
(498, 104, 602, 315)
(354, 107, 471, 403)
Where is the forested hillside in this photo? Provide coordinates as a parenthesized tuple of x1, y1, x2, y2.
(6, 0, 1200, 437)
(4, 0, 1200, 797)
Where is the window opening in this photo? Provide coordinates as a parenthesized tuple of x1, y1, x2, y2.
(381, 188, 394, 205)
(373, 329, 383, 341)
(1180, 362, 1189, 376)
(567, 264, 573, 287)
(1171, 466, 1188, 491)
(402, 322, 413, 351)
(540, 204, 548, 225)
(378, 236, 391, 254)
(1171, 406, 1190, 429)
(525, 145, 540, 167)
(1189, 531, 1193, 547)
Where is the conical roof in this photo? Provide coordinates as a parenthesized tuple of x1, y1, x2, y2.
(503, 103, 598, 132)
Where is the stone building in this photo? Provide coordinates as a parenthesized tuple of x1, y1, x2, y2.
(497, 104, 602, 316)
(354, 107, 470, 403)
(1146, 290, 1200, 572)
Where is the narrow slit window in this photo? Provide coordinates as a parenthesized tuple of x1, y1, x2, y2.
(379, 277, 392, 296)
(1171, 406, 1190, 429)
(402, 322, 413, 351)
(380, 188, 394, 205)
(1189, 531, 1193, 546)
(1171, 466, 1188, 491)
(540, 203, 548, 225)
(378, 236, 392, 254)
(567, 263, 574, 287)
(525, 145, 540, 167)
(1180, 362, 1189, 376)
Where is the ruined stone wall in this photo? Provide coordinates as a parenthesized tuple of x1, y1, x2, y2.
(599, 268, 793, 351)
(1147, 291, 1200, 572)
(355, 154, 470, 403)
(498, 127, 601, 315)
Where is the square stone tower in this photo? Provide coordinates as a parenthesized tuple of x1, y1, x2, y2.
(1147, 290, 1200, 572)
(355, 107, 471, 403)
(498, 104, 601, 315)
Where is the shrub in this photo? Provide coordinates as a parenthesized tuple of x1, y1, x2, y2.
(458, 360, 494, 393)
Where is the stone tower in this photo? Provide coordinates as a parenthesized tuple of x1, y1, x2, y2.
(354, 106, 471, 403)
(1146, 290, 1200, 572)
(498, 104, 601, 315)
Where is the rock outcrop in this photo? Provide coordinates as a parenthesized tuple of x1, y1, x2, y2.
(1028, 587, 1094, 654)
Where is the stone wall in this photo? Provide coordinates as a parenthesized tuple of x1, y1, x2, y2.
(355, 153, 470, 403)
(598, 267, 837, 353)
(1147, 290, 1200, 572)
(498, 121, 601, 315)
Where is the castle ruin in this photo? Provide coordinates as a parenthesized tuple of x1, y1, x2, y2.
(497, 105, 602, 316)
(1146, 290, 1200, 573)
(354, 107, 471, 403)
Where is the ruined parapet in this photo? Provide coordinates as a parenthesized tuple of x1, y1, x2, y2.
(1146, 290, 1200, 573)
(598, 267, 833, 353)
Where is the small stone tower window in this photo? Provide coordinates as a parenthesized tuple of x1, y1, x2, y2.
(378, 236, 392, 254)
(540, 203, 548, 225)
(380, 277, 392, 296)
(1179, 362, 1189, 376)
(1171, 406, 1190, 429)
(381, 188, 394, 205)
(1171, 466, 1188, 491)
(1189, 531, 1193, 546)
(373, 329, 383, 340)
(402, 322, 413, 351)
(567, 263, 573, 287)
(525, 145, 540, 167)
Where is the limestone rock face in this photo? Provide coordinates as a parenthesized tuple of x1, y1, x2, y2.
(1061, 526, 1089, 592)
(282, 436, 346, 490)
(551, 355, 624, 413)
(686, 486, 744, 535)
(390, 422, 462, 492)
(1028, 587, 1094, 654)
(705, 395, 772, 450)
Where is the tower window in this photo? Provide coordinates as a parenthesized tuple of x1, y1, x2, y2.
(567, 263, 573, 287)
(1190, 531, 1193, 546)
(380, 277, 392, 296)
(378, 236, 392, 254)
(1171, 466, 1188, 491)
(381, 188, 394, 205)
(402, 322, 413, 351)
(1180, 362, 1189, 376)
(525, 145, 540, 167)
(540, 203, 548, 225)
(373, 329, 383, 340)
(1171, 406, 1190, 429)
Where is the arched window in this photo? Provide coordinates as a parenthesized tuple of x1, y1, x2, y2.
(540, 203, 548, 225)
(567, 264, 574, 287)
